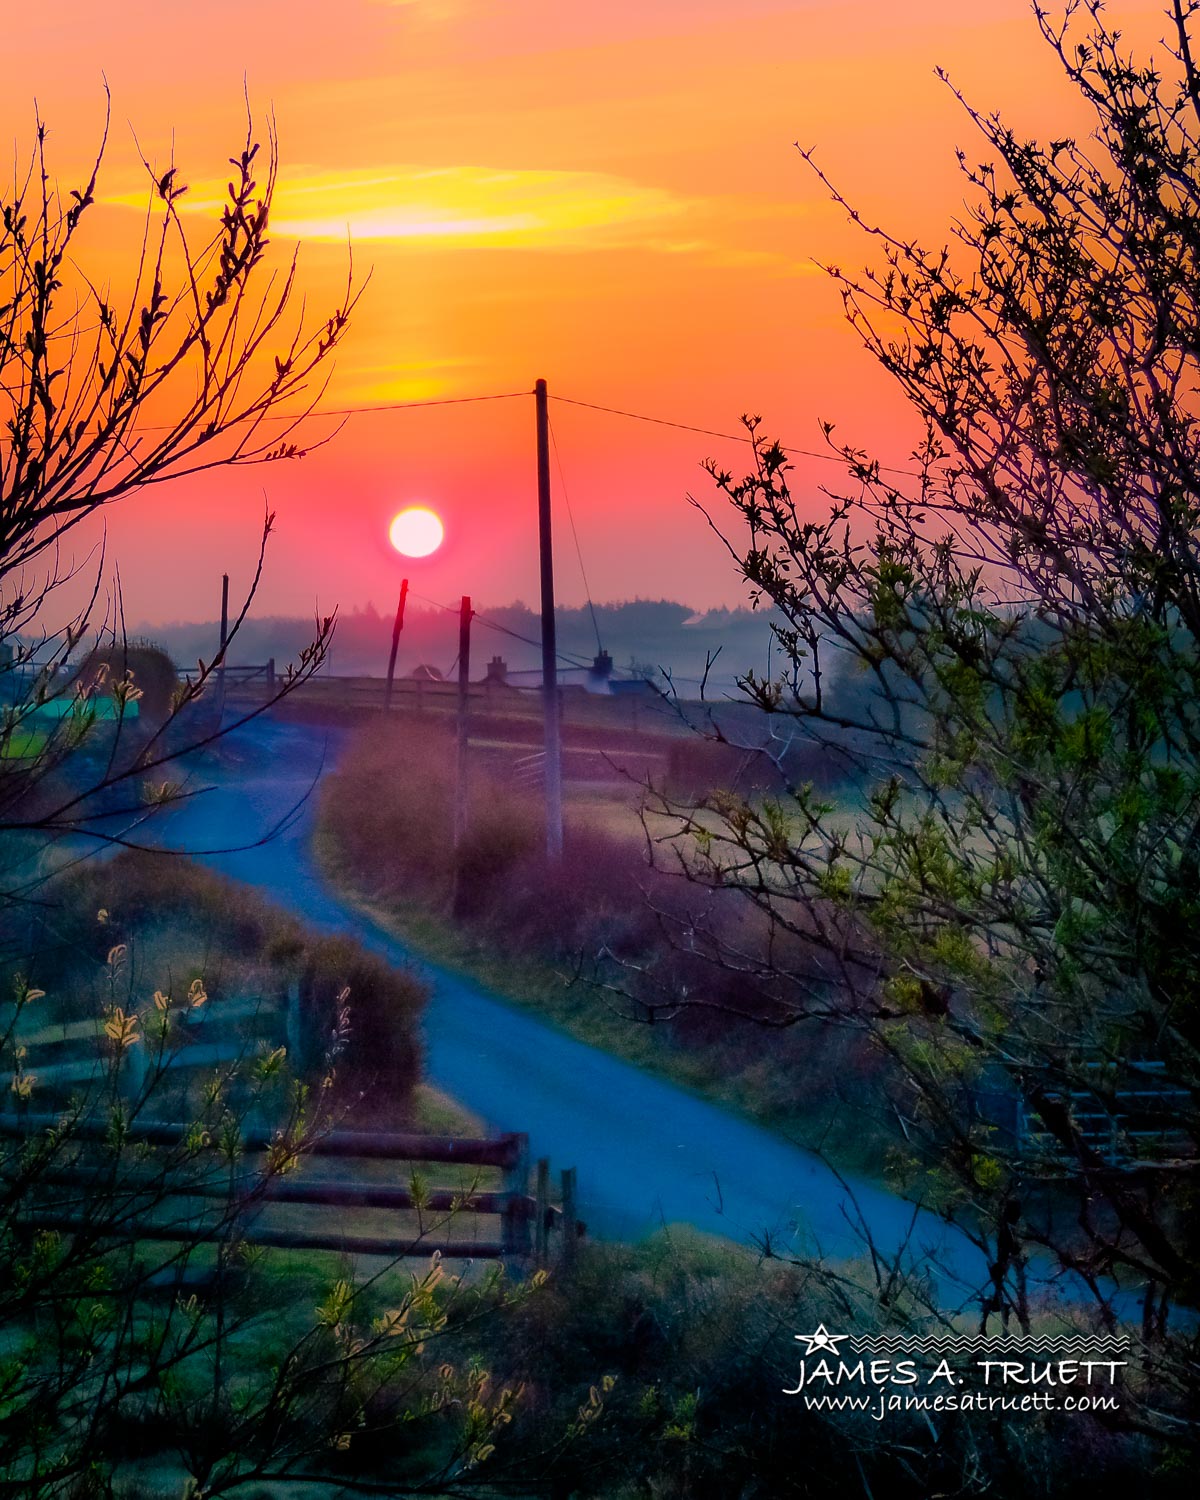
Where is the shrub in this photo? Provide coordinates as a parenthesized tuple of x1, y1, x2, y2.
(298, 935, 423, 1108)
(1, 849, 426, 1114)
(320, 722, 457, 902)
(77, 640, 179, 724)
(318, 721, 893, 1143)
(483, 1232, 1176, 1499)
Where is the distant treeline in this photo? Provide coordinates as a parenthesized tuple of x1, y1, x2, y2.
(134, 599, 786, 690)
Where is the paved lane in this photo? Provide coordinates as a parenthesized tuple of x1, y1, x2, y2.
(149, 716, 1096, 1312)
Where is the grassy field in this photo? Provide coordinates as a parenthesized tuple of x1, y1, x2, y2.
(313, 822, 898, 1183)
(0, 726, 48, 758)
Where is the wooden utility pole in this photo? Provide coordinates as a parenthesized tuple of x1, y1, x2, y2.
(454, 594, 473, 850)
(535, 378, 564, 861)
(383, 578, 409, 713)
(216, 573, 230, 721)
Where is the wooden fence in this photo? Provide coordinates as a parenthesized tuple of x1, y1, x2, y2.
(1013, 1062, 1190, 1165)
(4, 991, 581, 1267)
(217, 660, 277, 692)
(1, 1111, 581, 1268)
(221, 667, 511, 713)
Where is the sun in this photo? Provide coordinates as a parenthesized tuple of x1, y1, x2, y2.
(388, 506, 445, 558)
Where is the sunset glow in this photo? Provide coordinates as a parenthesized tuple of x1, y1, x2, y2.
(2, 0, 1164, 623)
(389, 507, 445, 558)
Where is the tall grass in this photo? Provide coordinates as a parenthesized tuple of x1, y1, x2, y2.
(319, 721, 895, 1153)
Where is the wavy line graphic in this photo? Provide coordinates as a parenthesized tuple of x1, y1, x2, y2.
(840, 1335, 1129, 1355)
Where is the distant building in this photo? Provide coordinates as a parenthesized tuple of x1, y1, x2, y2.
(409, 664, 445, 682)
(584, 649, 656, 696)
(580, 650, 612, 695)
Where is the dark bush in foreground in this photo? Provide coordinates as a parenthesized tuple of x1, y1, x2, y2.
(481, 1232, 1184, 1500)
(298, 934, 423, 1109)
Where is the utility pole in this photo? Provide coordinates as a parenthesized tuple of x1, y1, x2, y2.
(383, 578, 409, 713)
(454, 594, 473, 850)
(535, 378, 564, 861)
(217, 573, 229, 722)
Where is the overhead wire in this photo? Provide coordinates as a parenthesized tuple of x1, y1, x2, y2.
(548, 395, 751, 446)
(185, 383, 917, 480)
(547, 411, 603, 657)
(283, 390, 532, 419)
(548, 392, 921, 478)
(149, 382, 919, 479)
(140, 389, 531, 431)
(404, 587, 592, 673)
(363, 388, 920, 682)
(473, 606, 594, 670)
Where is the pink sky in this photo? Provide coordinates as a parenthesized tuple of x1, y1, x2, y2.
(3, 0, 1163, 621)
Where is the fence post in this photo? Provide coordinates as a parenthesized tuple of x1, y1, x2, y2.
(266, 657, 276, 694)
(120, 1033, 147, 1104)
(534, 1156, 550, 1267)
(284, 976, 302, 1073)
(501, 1133, 532, 1260)
(560, 1166, 578, 1273)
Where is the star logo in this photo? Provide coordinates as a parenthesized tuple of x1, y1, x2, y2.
(794, 1324, 849, 1356)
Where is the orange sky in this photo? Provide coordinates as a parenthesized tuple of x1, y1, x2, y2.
(3, 0, 1163, 622)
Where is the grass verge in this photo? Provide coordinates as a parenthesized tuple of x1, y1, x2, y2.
(313, 827, 897, 1183)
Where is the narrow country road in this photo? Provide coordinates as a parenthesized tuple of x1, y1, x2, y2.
(149, 715, 1075, 1311)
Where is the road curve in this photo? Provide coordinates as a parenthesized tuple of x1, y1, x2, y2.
(149, 715, 1087, 1312)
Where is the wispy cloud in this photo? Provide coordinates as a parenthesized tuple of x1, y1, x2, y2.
(270, 166, 691, 247)
(101, 164, 691, 250)
(103, 161, 811, 273)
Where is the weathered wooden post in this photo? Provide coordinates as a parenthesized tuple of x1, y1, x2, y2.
(534, 1156, 550, 1267)
(560, 1166, 578, 1273)
(216, 572, 229, 723)
(285, 976, 302, 1074)
(384, 579, 409, 713)
(501, 1133, 532, 1260)
(120, 1032, 148, 1104)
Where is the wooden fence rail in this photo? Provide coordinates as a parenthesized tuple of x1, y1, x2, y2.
(1, 1113, 581, 1268)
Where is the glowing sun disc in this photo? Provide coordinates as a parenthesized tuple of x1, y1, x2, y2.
(389, 506, 444, 557)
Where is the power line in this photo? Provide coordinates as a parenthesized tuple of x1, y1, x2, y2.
(548, 411, 603, 657)
(288, 390, 532, 419)
(139, 388, 531, 432)
(192, 382, 919, 482)
(548, 392, 920, 477)
(405, 587, 592, 673)
(473, 606, 593, 670)
(143, 384, 919, 479)
(550, 394, 752, 445)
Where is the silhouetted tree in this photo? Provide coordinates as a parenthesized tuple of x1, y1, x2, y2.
(0, 104, 544, 1496)
(0, 98, 351, 887)
(656, 0, 1200, 1440)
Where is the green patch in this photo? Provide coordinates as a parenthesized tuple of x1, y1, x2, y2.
(0, 728, 48, 759)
